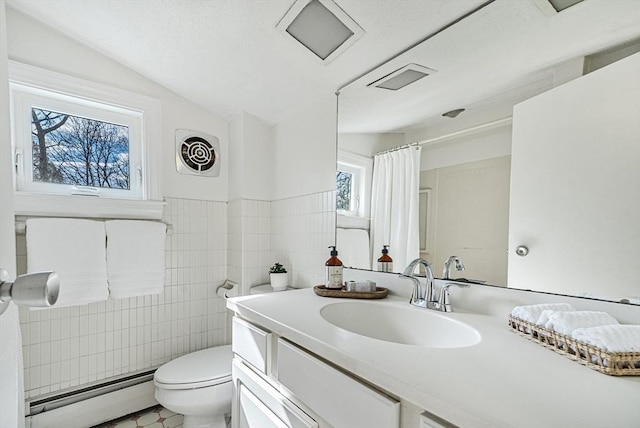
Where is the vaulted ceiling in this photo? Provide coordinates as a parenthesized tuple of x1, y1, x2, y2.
(6, 0, 640, 132)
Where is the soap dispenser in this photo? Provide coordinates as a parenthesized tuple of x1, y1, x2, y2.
(325, 246, 343, 289)
(377, 245, 393, 272)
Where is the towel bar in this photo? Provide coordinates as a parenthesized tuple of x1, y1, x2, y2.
(15, 218, 173, 235)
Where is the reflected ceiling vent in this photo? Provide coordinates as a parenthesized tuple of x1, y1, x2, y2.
(277, 0, 364, 64)
(369, 64, 438, 91)
(532, 0, 585, 15)
(442, 108, 466, 119)
(548, 0, 584, 12)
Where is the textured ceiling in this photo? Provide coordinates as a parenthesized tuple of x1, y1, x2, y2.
(5, 0, 640, 132)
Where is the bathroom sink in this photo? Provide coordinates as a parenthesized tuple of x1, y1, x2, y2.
(320, 301, 481, 348)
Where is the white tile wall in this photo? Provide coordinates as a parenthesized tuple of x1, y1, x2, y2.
(228, 199, 272, 294)
(17, 198, 229, 400)
(16, 190, 335, 400)
(271, 190, 336, 288)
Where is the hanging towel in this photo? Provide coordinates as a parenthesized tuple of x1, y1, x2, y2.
(106, 220, 166, 299)
(571, 325, 640, 353)
(26, 218, 108, 308)
(544, 311, 619, 336)
(510, 303, 575, 324)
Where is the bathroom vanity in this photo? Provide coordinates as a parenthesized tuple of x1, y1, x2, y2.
(227, 285, 640, 428)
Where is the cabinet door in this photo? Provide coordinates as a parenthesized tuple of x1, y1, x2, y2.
(508, 53, 640, 298)
(277, 339, 400, 428)
(233, 359, 318, 428)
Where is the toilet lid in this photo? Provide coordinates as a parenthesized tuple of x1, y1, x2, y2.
(154, 345, 232, 389)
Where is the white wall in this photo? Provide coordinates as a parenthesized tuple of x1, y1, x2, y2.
(0, 0, 24, 428)
(338, 133, 404, 158)
(0, 2, 24, 426)
(422, 156, 511, 286)
(272, 93, 337, 200)
(270, 93, 337, 286)
(418, 126, 512, 171)
(509, 52, 640, 299)
(229, 112, 272, 201)
(6, 7, 229, 202)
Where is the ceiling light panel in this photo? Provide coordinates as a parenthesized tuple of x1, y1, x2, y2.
(277, 0, 364, 64)
(369, 64, 438, 91)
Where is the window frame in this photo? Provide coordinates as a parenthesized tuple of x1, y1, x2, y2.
(9, 61, 163, 219)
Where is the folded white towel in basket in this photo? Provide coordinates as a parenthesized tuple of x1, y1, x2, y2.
(106, 220, 166, 299)
(544, 311, 619, 336)
(510, 303, 575, 325)
(26, 218, 108, 308)
(571, 325, 640, 353)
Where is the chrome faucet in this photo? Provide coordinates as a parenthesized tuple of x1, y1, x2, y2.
(401, 258, 469, 312)
(401, 258, 436, 309)
(442, 256, 465, 279)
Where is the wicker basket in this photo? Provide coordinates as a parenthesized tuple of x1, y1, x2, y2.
(508, 315, 640, 376)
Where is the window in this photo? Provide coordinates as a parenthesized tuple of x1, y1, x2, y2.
(10, 62, 163, 219)
(336, 150, 372, 218)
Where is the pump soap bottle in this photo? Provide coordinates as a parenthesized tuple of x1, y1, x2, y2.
(325, 246, 343, 289)
(377, 245, 393, 272)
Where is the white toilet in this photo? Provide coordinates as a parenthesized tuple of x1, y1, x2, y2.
(154, 345, 233, 428)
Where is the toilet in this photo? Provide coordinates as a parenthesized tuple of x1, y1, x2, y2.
(154, 345, 233, 428)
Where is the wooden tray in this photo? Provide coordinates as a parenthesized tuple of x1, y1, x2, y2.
(313, 285, 388, 299)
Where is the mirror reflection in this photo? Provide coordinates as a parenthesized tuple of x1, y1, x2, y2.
(336, 1, 640, 303)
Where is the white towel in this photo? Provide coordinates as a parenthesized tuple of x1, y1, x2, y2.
(536, 309, 558, 327)
(544, 311, 619, 336)
(26, 218, 108, 308)
(336, 228, 371, 270)
(106, 220, 166, 299)
(571, 325, 640, 353)
(510, 303, 575, 324)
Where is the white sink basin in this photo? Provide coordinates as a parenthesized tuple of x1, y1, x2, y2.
(320, 301, 481, 348)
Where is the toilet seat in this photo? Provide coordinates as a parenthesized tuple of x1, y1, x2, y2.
(154, 345, 232, 390)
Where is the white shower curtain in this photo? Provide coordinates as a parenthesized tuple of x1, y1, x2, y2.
(370, 145, 421, 272)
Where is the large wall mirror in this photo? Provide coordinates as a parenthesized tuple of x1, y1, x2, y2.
(336, 1, 640, 304)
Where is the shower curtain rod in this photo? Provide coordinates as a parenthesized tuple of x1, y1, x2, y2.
(374, 142, 419, 156)
(373, 117, 512, 157)
(413, 116, 512, 147)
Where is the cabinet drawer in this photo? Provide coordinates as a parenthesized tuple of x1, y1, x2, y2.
(234, 359, 318, 428)
(277, 339, 400, 428)
(232, 317, 271, 374)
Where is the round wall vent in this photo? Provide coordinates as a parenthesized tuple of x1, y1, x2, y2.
(175, 129, 221, 177)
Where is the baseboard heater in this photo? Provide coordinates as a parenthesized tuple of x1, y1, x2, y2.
(27, 369, 158, 428)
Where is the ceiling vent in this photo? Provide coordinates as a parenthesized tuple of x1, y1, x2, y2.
(277, 0, 364, 64)
(369, 64, 438, 91)
(175, 129, 221, 177)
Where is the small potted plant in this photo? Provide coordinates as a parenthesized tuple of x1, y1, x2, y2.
(269, 262, 288, 291)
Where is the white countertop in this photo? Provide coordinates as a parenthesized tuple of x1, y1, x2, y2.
(227, 288, 640, 428)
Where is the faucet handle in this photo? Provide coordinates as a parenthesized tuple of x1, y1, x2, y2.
(438, 282, 470, 312)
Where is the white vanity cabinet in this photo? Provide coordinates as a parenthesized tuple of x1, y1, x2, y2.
(231, 315, 401, 428)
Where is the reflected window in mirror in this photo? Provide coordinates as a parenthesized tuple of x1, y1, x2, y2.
(336, 151, 372, 219)
(336, 169, 354, 212)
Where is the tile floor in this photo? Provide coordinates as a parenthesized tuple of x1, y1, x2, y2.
(93, 405, 183, 428)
